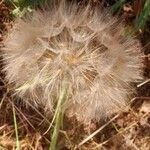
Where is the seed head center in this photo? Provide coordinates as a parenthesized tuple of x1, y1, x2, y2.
(63, 54, 79, 66)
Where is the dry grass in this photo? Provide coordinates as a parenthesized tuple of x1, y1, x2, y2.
(0, 0, 150, 150)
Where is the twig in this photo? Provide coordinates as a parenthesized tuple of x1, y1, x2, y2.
(77, 114, 119, 147)
(137, 79, 150, 87)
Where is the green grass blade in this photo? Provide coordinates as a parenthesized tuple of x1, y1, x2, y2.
(12, 104, 20, 150)
(111, 0, 126, 13)
(135, 0, 150, 29)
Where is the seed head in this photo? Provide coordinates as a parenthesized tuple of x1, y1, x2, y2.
(3, 1, 143, 122)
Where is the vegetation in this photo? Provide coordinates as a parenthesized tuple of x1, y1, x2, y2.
(0, 0, 149, 149)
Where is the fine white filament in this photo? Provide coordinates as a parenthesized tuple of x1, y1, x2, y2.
(3, 1, 143, 122)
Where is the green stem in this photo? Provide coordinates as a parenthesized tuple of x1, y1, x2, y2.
(49, 86, 67, 150)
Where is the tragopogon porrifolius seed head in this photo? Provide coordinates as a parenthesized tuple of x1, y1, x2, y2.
(3, 1, 143, 122)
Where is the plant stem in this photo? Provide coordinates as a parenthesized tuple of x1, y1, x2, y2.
(49, 86, 67, 150)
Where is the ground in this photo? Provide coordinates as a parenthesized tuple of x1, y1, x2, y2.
(0, 0, 150, 150)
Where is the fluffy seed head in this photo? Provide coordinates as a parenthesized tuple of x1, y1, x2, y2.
(2, 1, 143, 122)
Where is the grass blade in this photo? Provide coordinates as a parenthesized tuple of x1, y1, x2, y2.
(111, 0, 126, 13)
(12, 104, 20, 150)
(135, 0, 150, 29)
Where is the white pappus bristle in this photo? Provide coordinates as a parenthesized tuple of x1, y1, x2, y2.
(2, 1, 143, 122)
